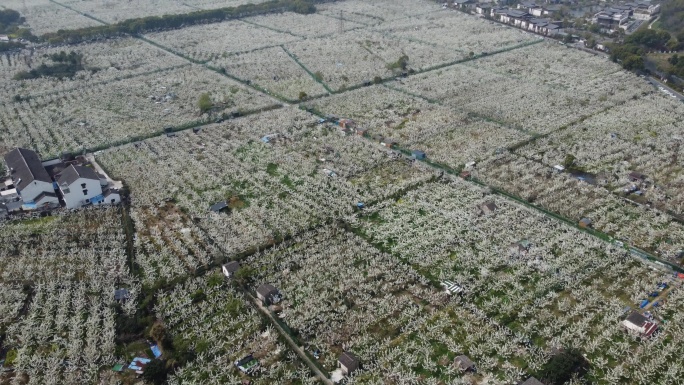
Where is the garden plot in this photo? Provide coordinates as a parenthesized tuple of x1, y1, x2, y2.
(0, 208, 129, 286)
(178, 0, 270, 9)
(388, 63, 517, 106)
(456, 70, 647, 135)
(17, 0, 102, 35)
(354, 31, 460, 71)
(132, 203, 222, 286)
(0, 208, 136, 384)
(355, 180, 684, 384)
(414, 119, 531, 167)
(309, 85, 466, 145)
(370, 0, 444, 18)
(379, 11, 537, 55)
(61, 0, 194, 23)
(476, 153, 684, 259)
(468, 41, 630, 87)
(360, 302, 538, 384)
(4, 280, 119, 384)
(144, 20, 301, 63)
(284, 34, 391, 91)
(0, 38, 188, 102)
(316, 0, 416, 21)
(509, 264, 684, 385)
(156, 275, 316, 384)
(208, 46, 328, 101)
(99, 108, 437, 258)
(0, 65, 278, 158)
(516, 93, 684, 217)
(316, 1, 387, 26)
(246, 12, 365, 38)
(244, 227, 446, 375)
(358, 180, 625, 287)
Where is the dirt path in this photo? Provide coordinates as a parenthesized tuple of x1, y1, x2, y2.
(252, 297, 334, 385)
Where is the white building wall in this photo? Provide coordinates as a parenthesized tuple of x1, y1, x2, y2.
(102, 192, 121, 205)
(62, 178, 102, 209)
(35, 194, 59, 207)
(19, 180, 54, 203)
(622, 320, 645, 333)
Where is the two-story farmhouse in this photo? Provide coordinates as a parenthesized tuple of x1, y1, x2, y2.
(57, 164, 103, 209)
(3, 148, 59, 208)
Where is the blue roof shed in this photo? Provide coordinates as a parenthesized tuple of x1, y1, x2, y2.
(412, 150, 426, 160)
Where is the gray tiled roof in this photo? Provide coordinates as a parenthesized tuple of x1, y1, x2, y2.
(4, 148, 52, 191)
(58, 164, 99, 186)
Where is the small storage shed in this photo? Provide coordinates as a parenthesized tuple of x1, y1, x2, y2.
(222, 261, 240, 278)
(338, 352, 359, 375)
(412, 150, 426, 160)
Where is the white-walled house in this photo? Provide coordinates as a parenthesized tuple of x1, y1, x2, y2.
(102, 188, 121, 205)
(58, 165, 103, 209)
(3, 148, 58, 208)
(623, 311, 658, 337)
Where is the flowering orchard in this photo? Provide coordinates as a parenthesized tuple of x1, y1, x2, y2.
(156, 275, 316, 385)
(208, 46, 328, 101)
(62, 0, 194, 24)
(351, 179, 684, 384)
(17, 0, 101, 34)
(517, 93, 684, 218)
(0, 38, 187, 102)
(475, 153, 684, 259)
(0, 208, 137, 384)
(244, 227, 445, 374)
(99, 108, 437, 266)
(144, 20, 301, 63)
(246, 12, 365, 38)
(0, 65, 278, 158)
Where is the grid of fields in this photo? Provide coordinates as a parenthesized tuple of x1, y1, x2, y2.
(1, 0, 684, 384)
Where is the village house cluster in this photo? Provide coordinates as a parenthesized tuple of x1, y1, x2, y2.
(591, 1, 660, 33)
(450, 0, 660, 37)
(450, 0, 566, 37)
(0, 147, 121, 216)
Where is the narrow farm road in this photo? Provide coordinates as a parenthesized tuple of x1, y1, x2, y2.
(251, 297, 334, 385)
(648, 16, 660, 29)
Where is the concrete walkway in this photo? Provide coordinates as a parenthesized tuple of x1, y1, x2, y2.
(85, 153, 123, 189)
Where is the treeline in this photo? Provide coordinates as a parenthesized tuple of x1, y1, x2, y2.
(660, 0, 684, 35)
(0, 8, 35, 50)
(42, 0, 326, 44)
(666, 54, 684, 78)
(610, 29, 681, 71)
(0, 9, 25, 34)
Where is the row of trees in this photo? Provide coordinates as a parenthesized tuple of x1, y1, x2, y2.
(13, 51, 86, 80)
(42, 0, 326, 44)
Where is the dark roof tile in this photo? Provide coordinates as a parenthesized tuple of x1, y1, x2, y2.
(4, 148, 52, 190)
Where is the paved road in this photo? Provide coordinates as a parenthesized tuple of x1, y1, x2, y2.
(647, 76, 684, 101)
(649, 15, 659, 29)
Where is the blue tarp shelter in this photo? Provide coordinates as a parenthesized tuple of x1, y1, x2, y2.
(150, 344, 162, 358)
